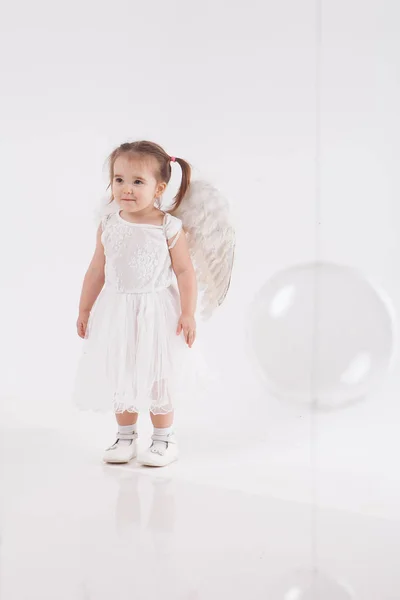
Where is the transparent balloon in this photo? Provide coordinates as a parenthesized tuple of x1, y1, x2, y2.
(266, 568, 355, 599)
(246, 262, 396, 410)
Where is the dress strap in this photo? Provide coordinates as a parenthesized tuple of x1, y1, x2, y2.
(101, 212, 113, 231)
(168, 229, 181, 249)
(162, 211, 168, 237)
(162, 211, 182, 249)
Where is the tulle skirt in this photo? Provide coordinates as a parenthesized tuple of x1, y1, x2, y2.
(73, 284, 210, 415)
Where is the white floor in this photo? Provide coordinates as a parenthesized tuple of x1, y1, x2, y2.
(1, 385, 400, 600)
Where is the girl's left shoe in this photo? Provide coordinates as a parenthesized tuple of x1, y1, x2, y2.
(137, 433, 178, 467)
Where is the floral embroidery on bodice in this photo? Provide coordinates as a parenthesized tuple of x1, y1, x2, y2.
(101, 211, 182, 293)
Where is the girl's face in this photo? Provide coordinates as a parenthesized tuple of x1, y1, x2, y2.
(112, 154, 166, 214)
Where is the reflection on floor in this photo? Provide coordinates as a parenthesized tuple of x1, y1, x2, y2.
(0, 426, 399, 599)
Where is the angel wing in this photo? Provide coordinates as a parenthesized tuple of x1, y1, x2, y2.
(170, 180, 236, 320)
(93, 196, 118, 225)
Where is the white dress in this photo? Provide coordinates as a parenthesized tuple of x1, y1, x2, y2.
(73, 209, 206, 415)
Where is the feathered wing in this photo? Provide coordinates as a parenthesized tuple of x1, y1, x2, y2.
(94, 196, 118, 225)
(170, 180, 236, 320)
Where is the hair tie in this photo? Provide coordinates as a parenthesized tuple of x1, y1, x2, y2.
(170, 156, 176, 162)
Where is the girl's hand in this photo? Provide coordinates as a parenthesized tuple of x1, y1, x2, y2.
(177, 313, 196, 348)
(77, 311, 90, 339)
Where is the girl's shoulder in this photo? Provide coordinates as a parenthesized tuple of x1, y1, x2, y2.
(100, 210, 117, 231)
(163, 212, 183, 239)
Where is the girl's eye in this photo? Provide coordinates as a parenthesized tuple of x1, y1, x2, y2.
(115, 178, 142, 185)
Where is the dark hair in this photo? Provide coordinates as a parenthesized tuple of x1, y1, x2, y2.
(105, 140, 192, 212)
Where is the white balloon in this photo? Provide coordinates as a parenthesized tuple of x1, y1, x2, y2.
(247, 262, 396, 410)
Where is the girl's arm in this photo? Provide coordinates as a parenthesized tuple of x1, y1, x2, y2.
(78, 224, 106, 315)
(169, 228, 197, 316)
(168, 229, 197, 347)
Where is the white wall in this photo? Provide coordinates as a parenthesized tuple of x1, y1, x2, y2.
(1, 0, 400, 514)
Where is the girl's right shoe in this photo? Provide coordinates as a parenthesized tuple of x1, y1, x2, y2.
(103, 432, 138, 464)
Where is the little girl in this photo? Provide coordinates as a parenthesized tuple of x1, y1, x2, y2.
(74, 140, 235, 468)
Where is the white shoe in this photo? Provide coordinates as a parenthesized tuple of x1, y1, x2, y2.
(137, 433, 178, 467)
(103, 432, 138, 464)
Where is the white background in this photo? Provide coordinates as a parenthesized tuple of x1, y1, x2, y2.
(1, 1, 400, 597)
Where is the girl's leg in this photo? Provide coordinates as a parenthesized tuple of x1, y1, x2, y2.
(116, 411, 139, 426)
(136, 381, 176, 466)
(150, 410, 174, 429)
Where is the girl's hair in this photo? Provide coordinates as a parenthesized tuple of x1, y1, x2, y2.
(105, 140, 192, 212)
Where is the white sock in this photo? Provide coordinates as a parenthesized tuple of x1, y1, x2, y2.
(152, 426, 173, 451)
(117, 423, 137, 446)
(153, 426, 173, 438)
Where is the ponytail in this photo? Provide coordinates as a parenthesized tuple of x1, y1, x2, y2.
(170, 157, 191, 212)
